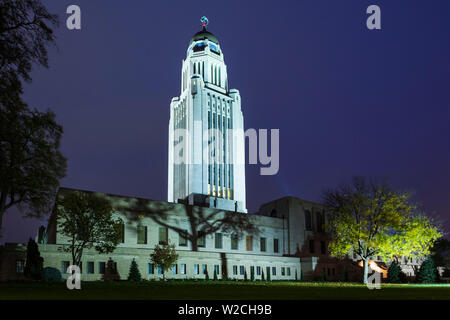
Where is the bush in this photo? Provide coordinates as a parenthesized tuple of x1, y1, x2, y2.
(416, 257, 437, 283)
(127, 259, 142, 282)
(24, 238, 43, 280)
(41, 267, 62, 282)
(387, 260, 402, 283)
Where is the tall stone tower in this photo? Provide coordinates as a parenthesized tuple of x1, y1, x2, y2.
(168, 17, 247, 213)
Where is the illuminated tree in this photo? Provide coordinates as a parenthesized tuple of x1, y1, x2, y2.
(57, 190, 121, 266)
(150, 243, 178, 280)
(324, 177, 441, 284)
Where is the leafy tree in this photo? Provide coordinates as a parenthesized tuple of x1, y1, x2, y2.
(127, 259, 142, 282)
(116, 199, 259, 251)
(150, 243, 178, 280)
(24, 238, 43, 279)
(324, 177, 441, 284)
(0, 0, 65, 234)
(102, 257, 120, 281)
(416, 257, 437, 283)
(57, 190, 120, 266)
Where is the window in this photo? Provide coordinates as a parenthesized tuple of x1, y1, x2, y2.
(309, 240, 315, 253)
(231, 234, 239, 250)
(115, 221, 125, 243)
(305, 210, 312, 231)
(137, 225, 147, 244)
(148, 263, 154, 274)
(202, 264, 207, 275)
(257, 266, 261, 276)
(317, 212, 324, 232)
(159, 227, 168, 245)
(272, 267, 276, 276)
(180, 264, 186, 275)
(61, 261, 70, 274)
(287, 268, 291, 276)
(260, 237, 266, 252)
(194, 264, 199, 275)
(87, 261, 94, 274)
(214, 265, 220, 276)
(281, 267, 285, 276)
(157, 265, 163, 275)
(215, 233, 223, 249)
(246, 236, 253, 251)
(99, 262, 106, 274)
(15, 260, 25, 274)
(233, 265, 238, 276)
(172, 264, 177, 275)
(266, 266, 271, 278)
(197, 234, 206, 248)
(273, 238, 279, 253)
(179, 230, 188, 246)
(250, 266, 255, 277)
(320, 241, 326, 255)
(240, 266, 245, 275)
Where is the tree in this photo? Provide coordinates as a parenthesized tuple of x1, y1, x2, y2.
(324, 177, 441, 284)
(244, 269, 248, 281)
(416, 257, 437, 284)
(213, 268, 218, 280)
(128, 259, 142, 282)
(24, 238, 43, 280)
(261, 270, 265, 281)
(102, 257, 120, 281)
(116, 198, 259, 251)
(430, 238, 450, 271)
(205, 267, 209, 280)
(56, 190, 121, 266)
(150, 243, 178, 280)
(0, 1, 65, 234)
(387, 259, 403, 283)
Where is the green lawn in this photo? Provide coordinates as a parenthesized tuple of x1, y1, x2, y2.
(1, 281, 450, 300)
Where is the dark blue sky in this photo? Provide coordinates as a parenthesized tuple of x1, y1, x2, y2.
(2, 0, 450, 243)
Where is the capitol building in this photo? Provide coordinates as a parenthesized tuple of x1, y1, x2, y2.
(0, 19, 423, 282)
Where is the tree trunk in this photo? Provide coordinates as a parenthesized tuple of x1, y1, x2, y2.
(363, 258, 369, 284)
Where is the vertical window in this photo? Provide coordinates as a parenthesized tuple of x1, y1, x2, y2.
(260, 237, 266, 252)
(202, 264, 207, 275)
(250, 266, 255, 277)
(273, 238, 279, 253)
(99, 262, 106, 274)
(172, 264, 177, 275)
(287, 268, 291, 276)
(137, 225, 148, 244)
(231, 234, 239, 250)
(61, 261, 70, 274)
(194, 264, 199, 275)
(179, 230, 188, 247)
(197, 234, 206, 248)
(87, 262, 94, 274)
(320, 241, 326, 255)
(272, 267, 276, 276)
(159, 227, 168, 245)
(15, 260, 24, 274)
(157, 265, 163, 275)
(233, 265, 238, 275)
(215, 233, 223, 249)
(266, 267, 270, 278)
(180, 264, 186, 275)
(246, 236, 253, 251)
(115, 221, 125, 243)
(239, 266, 245, 275)
(148, 263, 154, 274)
(305, 210, 312, 231)
(256, 266, 261, 276)
(317, 212, 324, 232)
(309, 240, 315, 253)
(214, 265, 220, 275)
(281, 267, 285, 276)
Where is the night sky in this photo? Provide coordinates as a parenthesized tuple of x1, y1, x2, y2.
(2, 0, 450, 243)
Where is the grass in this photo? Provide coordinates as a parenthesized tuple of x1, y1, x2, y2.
(1, 281, 450, 300)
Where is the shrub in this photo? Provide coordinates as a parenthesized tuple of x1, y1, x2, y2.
(416, 257, 437, 283)
(24, 238, 43, 280)
(127, 259, 142, 282)
(41, 267, 62, 282)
